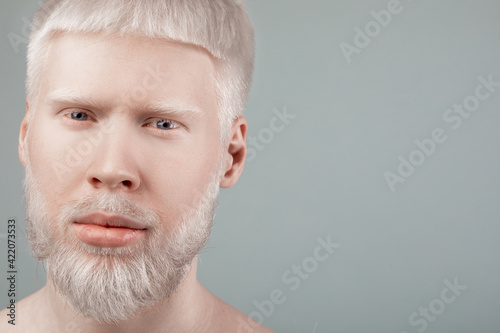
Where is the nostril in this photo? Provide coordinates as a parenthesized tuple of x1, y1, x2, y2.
(87, 174, 138, 190)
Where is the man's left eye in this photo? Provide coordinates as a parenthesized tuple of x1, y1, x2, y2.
(155, 120, 178, 130)
(70, 112, 89, 121)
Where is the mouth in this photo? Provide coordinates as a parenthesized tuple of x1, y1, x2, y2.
(72, 212, 147, 248)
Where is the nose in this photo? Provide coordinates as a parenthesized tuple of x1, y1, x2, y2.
(85, 129, 141, 192)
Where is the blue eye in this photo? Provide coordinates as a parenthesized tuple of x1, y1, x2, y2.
(70, 112, 88, 121)
(157, 120, 176, 130)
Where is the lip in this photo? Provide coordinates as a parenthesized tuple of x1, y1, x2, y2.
(76, 212, 148, 230)
(72, 212, 147, 248)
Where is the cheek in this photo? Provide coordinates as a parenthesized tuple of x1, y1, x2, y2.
(26, 116, 87, 203)
(145, 155, 209, 208)
(142, 138, 220, 221)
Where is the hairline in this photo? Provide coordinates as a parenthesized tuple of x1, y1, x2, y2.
(27, 29, 236, 145)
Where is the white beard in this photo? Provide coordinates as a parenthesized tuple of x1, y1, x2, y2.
(23, 156, 221, 324)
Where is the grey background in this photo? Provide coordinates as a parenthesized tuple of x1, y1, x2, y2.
(1, 0, 500, 332)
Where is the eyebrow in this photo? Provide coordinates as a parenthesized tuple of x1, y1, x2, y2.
(144, 101, 203, 118)
(46, 88, 204, 118)
(46, 88, 106, 110)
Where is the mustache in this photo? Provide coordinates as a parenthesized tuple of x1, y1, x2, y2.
(57, 192, 160, 229)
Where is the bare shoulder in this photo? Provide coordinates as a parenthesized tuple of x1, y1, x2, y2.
(208, 293, 275, 333)
(0, 289, 46, 333)
(0, 306, 17, 332)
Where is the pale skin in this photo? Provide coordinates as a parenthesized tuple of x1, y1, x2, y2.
(0, 33, 273, 332)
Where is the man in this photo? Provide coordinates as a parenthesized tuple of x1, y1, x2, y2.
(1, 0, 272, 332)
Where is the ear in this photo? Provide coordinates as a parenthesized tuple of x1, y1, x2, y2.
(220, 116, 248, 188)
(18, 101, 29, 167)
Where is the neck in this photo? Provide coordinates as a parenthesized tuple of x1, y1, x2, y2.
(38, 259, 215, 332)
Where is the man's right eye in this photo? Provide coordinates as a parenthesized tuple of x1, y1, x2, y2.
(70, 111, 89, 121)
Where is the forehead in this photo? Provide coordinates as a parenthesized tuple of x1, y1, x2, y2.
(39, 32, 218, 114)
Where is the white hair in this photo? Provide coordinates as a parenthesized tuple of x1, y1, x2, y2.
(27, 0, 255, 141)
(23, 141, 224, 323)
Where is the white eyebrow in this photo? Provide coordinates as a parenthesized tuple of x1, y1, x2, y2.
(46, 88, 106, 110)
(46, 88, 204, 118)
(144, 101, 203, 118)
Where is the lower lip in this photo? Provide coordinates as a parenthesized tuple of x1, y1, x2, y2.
(72, 223, 146, 247)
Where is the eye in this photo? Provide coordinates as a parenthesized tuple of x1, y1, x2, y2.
(144, 118, 184, 137)
(70, 111, 89, 121)
(154, 119, 179, 130)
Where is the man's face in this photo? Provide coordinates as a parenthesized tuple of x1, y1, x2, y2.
(26, 32, 221, 235)
(19, 32, 225, 322)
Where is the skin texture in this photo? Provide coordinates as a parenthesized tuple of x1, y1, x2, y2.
(0, 33, 273, 332)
